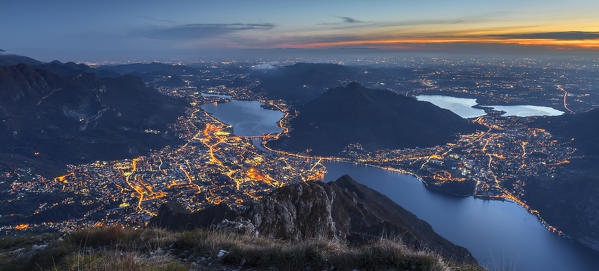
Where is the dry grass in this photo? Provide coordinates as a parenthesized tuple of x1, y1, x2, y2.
(0, 226, 484, 271)
(55, 251, 186, 271)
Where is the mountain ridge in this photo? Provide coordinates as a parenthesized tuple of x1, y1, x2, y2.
(524, 108, 599, 251)
(150, 175, 478, 265)
(270, 82, 479, 155)
(0, 63, 186, 172)
(252, 63, 360, 103)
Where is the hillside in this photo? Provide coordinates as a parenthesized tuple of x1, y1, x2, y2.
(524, 108, 599, 251)
(535, 108, 599, 154)
(0, 226, 483, 271)
(0, 176, 483, 270)
(0, 54, 41, 66)
(0, 64, 186, 171)
(270, 82, 479, 155)
(33, 60, 120, 78)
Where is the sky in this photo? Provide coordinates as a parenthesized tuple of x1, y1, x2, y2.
(2, 0, 599, 62)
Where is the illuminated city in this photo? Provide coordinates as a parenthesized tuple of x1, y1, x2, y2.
(0, 58, 590, 237)
(2, 1, 599, 269)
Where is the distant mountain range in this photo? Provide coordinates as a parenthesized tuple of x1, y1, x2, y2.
(525, 108, 599, 251)
(252, 63, 361, 103)
(0, 62, 186, 173)
(0, 54, 42, 66)
(97, 62, 197, 86)
(0, 54, 121, 77)
(35, 60, 121, 77)
(98, 62, 197, 76)
(251, 62, 422, 104)
(0, 54, 195, 87)
(270, 82, 479, 155)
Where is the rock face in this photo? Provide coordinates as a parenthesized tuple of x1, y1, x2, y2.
(250, 178, 337, 241)
(250, 175, 477, 264)
(149, 202, 235, 232)
(151, 175, 477, 265)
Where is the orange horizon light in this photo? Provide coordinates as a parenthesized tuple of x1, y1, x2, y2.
(274, 37, 599, 50)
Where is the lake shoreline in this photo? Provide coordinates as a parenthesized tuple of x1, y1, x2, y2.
(204, 97, 599, 271)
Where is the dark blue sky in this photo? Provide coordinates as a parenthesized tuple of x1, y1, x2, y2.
(2, 0, 598, 62)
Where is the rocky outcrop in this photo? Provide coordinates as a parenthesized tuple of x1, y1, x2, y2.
(250, 178, 337, 241)
(249, 175, 477, 264)
(151, 175, 478, 265)
(149, 202, 235, 231)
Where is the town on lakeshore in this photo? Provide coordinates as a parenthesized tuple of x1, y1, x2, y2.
(2, 58, 591, 237)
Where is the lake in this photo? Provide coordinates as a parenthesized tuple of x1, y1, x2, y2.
(415, 95, 486, 118)
(416, 95, 564, 118)
(202, 100, 283, 137)
(487, 105, 564, 117)
(204, 99, 599, 271)
(323, 162, 599, 271)
(200, 93, 233, 99)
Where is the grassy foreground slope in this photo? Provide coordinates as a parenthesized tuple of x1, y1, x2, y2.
(0, 227, 483, 271)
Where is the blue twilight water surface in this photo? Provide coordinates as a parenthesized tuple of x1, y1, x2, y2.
(205, 99, 599, 271)
(202, 100, 283, 137)
(416, 95, 564, 118)
(323, 162, 599, 271)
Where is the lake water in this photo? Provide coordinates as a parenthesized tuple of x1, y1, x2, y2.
(416, 95, 564, 118)
(204, 99, 599, 271)
(200, 93, 233, 99)
(487, 105, 564, 117)
(323, 162, 599, 271)
(202, 100, 283, 137)
(416, 95, 487, 118)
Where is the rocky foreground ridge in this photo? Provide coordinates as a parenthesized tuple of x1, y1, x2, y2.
(0, 175, 481, 270)
(151, 175, 478, 266)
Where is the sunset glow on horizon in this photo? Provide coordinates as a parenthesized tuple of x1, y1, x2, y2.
(273, 36, 599, 50)
(2, 0, 599, 60)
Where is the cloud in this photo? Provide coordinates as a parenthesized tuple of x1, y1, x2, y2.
(318, 16, 488, 31)
(139, 16, 176, 24)
(319, 16, 367, 26)
(339, 17, 362, 24)
(139, 23, 275, 40)
(487, 31, 599, 40)
(382, 17, 485, 27)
